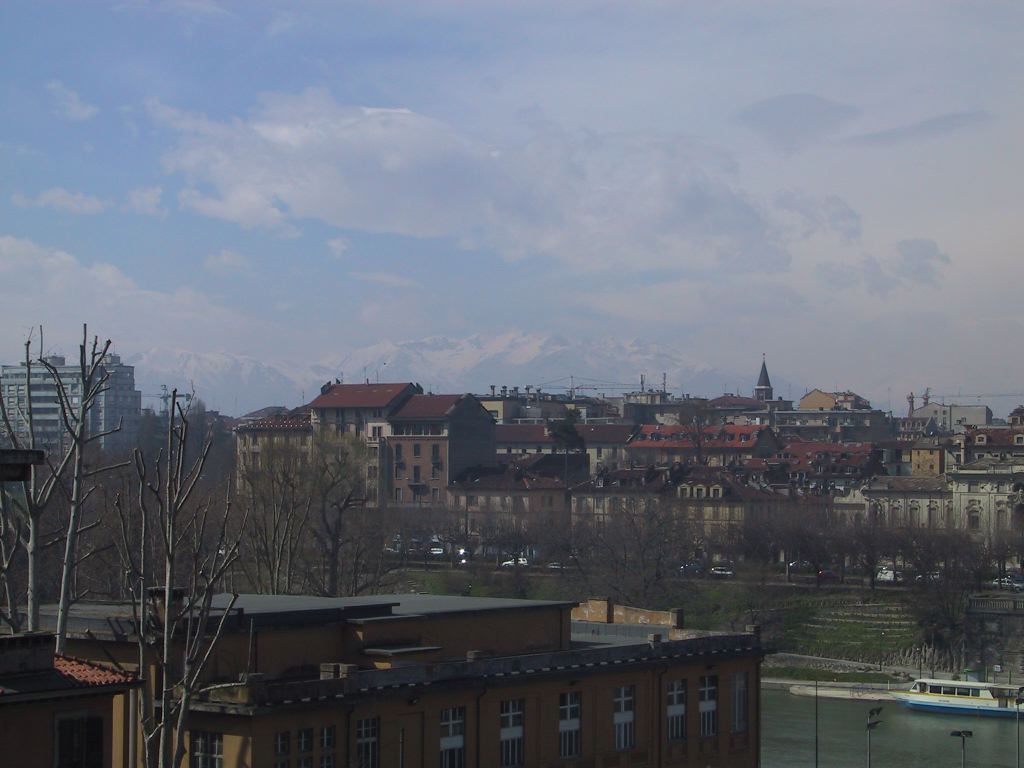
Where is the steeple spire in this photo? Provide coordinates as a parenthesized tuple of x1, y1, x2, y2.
(754, 354, 773, 401)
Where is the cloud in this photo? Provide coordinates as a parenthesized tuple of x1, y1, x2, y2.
(124, 186, 166, 216)
(349, 271, 420, 288)
(0, 235, 255, 355)
(151, 88, 790, 274)
(818, 238, 952, 297)
(774, 191, 862, 243)
(892, 238, 951, 284)
(737, 93, 860, 152)
(45, 80, 99, 122)
(12, 187, 110, 214)
(203, 248, 250, 271)
(327, 237, 349, 258)
(845, 111, 989, 146)
(267, 11, 298, 35)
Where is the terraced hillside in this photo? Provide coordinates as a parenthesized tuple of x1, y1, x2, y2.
(778, 597, 919, 663)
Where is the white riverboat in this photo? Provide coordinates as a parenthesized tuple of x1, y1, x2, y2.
(893, 678, 1021, 718)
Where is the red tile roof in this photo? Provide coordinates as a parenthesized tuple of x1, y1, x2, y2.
(309, 383, 418, 409)
(628, 424, 770, 451)
(391, 394, 465, 420)
(54, 656, 135, 688)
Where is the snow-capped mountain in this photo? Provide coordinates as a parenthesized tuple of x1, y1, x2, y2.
(127, 333, 768, 416)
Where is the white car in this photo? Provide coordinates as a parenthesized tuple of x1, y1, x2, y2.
(876, 567, 902, 583)
(501, 557, 529, 568)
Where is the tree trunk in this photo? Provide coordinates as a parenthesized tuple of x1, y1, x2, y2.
(26, 513, 40, 631)
(54, 417, 86, 655)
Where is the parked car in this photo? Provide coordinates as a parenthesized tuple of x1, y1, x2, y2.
(876, 567, 902, 584)
(915, 571, 942, 583)
(501, 557, 529, 568)
(708, 565, 735, 579)
(545, 562, 566, 571)
(788, 559, 814, 573)
(428, 546, 446, 557)
(680, 559, 706, 577)
(816, 569, 840, 584)
(990, 576, 1024, 592)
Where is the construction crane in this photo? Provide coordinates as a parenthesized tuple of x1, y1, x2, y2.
(534, 375, 634, 399)
(141, 384, 192, 415)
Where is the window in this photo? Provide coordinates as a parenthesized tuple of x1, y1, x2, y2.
(275, 732, 290, 756)
(372, 426, 382, 438)
(440, 707, 466, 768)
(56, 715, 103, 768)
(432, 488, 440, 502)
(356, 717, 379, 768)
(319, 757, 335, 768)
(432, 444, 441, 461)
(613, 685, 635, 751)
(969, 513, 980, 530)
(559, 691, 582, 758)
(395, 444, 403, 461)
(500, 699, 525, 767)
(297, 729, 313, 753)
(731, 672, 748, 733)
(667, 680, 686, 741)
(297, 759, 312, 768)
(394, 488, 403, 502)
(413, 443, 421, 457)
(321, 726, 335, 750)
(431, 463, 439, 479)
(413, 465, 421, 482)
(191, 731, 223, 768)
(699, 675, 718, 737)
(596, 447, 604, 458)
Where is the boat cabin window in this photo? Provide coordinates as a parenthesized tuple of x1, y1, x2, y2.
(971, 689, 981, 697)
(956, 688, 970, 697)
(911, 683, 922, 692)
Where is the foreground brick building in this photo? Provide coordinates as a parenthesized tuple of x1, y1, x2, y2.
(49, 593, 762, 768)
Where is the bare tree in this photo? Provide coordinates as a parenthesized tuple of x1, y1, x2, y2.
(237, 436, 311, 594)
(47, 327, 130, 653)
(574, 494, 696, 606)
(0, 325, 122, 635)
(116, 391, 242, 768)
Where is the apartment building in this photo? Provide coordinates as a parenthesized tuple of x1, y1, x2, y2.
(385, 393, 496, 507)
(0, 633, 136, 768)
(0, 353, 141, 454)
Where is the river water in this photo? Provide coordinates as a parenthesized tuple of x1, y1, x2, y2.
(762, 688, 1021, 767)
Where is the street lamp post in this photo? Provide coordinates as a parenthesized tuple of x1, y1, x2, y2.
(878, 630, 886, 671)
(1016, 690, 1024, 768)
(866, 707, 882, 768)
(950, 730, 973, 768)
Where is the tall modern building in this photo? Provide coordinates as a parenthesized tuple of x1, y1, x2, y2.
(0, 353, 141, 455)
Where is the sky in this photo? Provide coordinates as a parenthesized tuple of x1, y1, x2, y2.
(1, 1, 1022, 410)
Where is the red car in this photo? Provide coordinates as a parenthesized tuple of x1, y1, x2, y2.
(816, 569, 840, 584)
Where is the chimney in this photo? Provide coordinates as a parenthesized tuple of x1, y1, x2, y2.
(512, 386, 520, 397)
(490, 385, 496, 397)
(501, 386, 508, 397)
